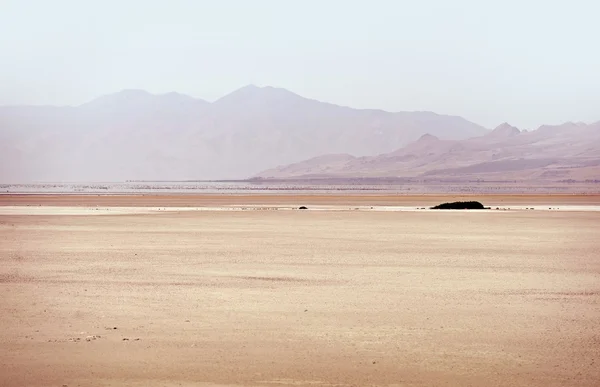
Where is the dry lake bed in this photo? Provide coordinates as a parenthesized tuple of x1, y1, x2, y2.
(1, 195, 599, 386)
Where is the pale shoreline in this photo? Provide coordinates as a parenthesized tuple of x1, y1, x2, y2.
(2, 193, 600, 208)
(1, 204, 600, 216)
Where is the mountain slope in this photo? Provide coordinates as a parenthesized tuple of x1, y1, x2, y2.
(255, 122, 600, 182)
(0, 86, 487, 182)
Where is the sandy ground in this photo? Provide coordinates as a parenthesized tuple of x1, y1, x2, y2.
(1, 197, 599, 386)
(2, 193, 600, 207)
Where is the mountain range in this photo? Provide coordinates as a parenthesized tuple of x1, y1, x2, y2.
(0, 85, 486, 182)
(1, 85, 598, 184)
(256, 121, 600, 182)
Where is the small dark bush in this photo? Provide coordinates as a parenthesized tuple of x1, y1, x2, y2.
(431, 201, 485, 210)
(299, 206, 308, 210)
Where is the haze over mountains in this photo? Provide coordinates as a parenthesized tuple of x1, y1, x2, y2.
(256, 121, 600, 183)
(0, 85, 488, 182)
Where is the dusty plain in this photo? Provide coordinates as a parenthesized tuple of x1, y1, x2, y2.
(1, 194, 599, 387)
(3, 193, 600, 207)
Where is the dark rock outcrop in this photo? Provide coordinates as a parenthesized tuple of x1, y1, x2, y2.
(431, 201, 486, 210)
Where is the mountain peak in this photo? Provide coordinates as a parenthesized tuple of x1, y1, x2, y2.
(389, 133, 443, 155)
(214, 84, 304, 106)
(489, 122, 520, 137)
(110, 89, 156, 100)
(232, 84, 261, 94)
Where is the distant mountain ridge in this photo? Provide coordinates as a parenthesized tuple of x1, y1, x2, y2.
(255, 121, 600, 182)
(0, 85, 487, 182)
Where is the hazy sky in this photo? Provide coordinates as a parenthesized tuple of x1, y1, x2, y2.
(1, 0, 598, 129)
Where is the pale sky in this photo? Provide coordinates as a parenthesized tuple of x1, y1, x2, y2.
(1, 0, 598, 129)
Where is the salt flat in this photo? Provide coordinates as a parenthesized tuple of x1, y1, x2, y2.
(1, 198, 599, 386)
(2, 204, 600, 216)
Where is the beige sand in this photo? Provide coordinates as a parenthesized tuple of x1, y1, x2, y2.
(1, 198, 599, 386)
(2, 193, 600, 207)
